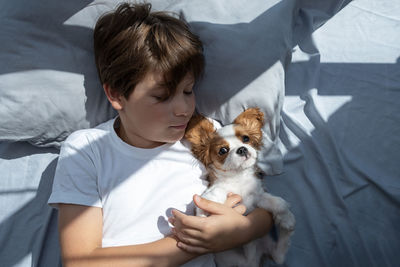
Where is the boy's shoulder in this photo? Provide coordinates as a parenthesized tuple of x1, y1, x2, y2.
(63, 118, 114, 149)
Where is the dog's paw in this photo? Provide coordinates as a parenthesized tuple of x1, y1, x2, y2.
(271, 249, 285, 264)
(271, 248, 286, 264)
(275, 210, 295, 232)
(265, 235, 286, 264)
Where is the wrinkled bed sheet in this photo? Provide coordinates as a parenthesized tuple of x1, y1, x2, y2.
(266, 1, 400, 266)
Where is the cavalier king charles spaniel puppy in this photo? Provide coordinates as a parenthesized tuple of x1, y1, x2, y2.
(185, 108, 295, 265)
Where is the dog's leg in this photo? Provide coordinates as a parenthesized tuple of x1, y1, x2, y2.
(257, 192, 295, 264)
(274, 228, 293, 264)
(257, 192, 295, 231)
(215, 245, 253, 267)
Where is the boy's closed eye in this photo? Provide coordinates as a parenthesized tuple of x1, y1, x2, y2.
(152, 94, 169, 101)
(153, 90, 192, 102)
(150, 86, 169, 101)
(151, 85, 193, 101)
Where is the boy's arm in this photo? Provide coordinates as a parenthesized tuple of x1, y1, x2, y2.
(58, 204, 197, 267)
(170, 195, 273, 254)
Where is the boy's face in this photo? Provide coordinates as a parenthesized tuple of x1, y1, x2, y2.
(116, 70, 196, 148)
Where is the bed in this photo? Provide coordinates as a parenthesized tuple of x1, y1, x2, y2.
(1, 0, 399, 266)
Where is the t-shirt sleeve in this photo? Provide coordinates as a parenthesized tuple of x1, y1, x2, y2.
(48, 131, 102, 208)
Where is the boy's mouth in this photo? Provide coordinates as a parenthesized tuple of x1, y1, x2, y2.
(170, 123, 188, 130)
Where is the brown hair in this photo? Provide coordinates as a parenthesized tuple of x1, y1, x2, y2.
(93, 2, 204, 99)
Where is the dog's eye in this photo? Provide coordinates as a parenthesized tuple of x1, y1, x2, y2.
(242, 135, 250, 143)
(218, 147, 229, 155)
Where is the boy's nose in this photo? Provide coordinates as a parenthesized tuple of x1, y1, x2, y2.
(173, 95, 191, 117)
(174, 109, 189, 116)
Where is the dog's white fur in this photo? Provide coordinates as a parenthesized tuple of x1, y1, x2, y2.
(185, 108, 295, 266)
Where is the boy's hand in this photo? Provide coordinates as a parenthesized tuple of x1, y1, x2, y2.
(169, 194, 251, 254)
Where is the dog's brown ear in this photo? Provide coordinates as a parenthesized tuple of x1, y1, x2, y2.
(185, 113, 215, 166)
(234, 107, 265, 129)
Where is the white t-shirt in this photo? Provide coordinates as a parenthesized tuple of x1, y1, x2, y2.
(48, 117, 215, 267)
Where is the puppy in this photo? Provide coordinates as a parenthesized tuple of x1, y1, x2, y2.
(185, 108, 295, 266)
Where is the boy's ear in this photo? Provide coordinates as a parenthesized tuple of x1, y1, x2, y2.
(103, 83, 124, 110)
(185, 113, 215, 166)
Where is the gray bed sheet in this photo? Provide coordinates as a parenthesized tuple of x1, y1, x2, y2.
(0, 142, 61, 266)
(265, 1, 400, 266)
(1, 0, 399, 267)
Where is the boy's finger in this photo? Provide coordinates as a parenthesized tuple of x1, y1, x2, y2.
(174, 227, 204, 241)
(224, 193, 242, 208)
(233, 203, 247, 215)
(177, 241, 209, 254)
(168, 216, 175, 225)
(193, 194, 226, 215)
(171, 209, 207, 230)
(173, 229, 205, 247)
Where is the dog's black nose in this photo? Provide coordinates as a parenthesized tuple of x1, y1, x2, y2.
(236, 146, 248, 156)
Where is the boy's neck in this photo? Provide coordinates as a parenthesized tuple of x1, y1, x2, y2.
(114, 117, 166, 149)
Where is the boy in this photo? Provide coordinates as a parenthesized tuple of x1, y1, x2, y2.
(48, 2, 272, 266)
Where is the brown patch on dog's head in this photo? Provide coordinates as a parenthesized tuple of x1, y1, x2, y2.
(208, 135, 230, 171)
(233, 108, 265, 150)
(186, 114, 239, 185)
(185, 113, 216, 167)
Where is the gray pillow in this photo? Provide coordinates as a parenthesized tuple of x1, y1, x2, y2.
(0, 0, 294, 175)
(0, 1, 116, 148)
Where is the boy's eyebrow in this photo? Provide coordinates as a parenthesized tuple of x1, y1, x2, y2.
(149, 84, 169, 94)
(185, 80, 195, 86)
(179, 79, 195, 88)
(152, 78, 195, 91)
(150, 85, 166, 92)
(154, 82, 167, 88)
